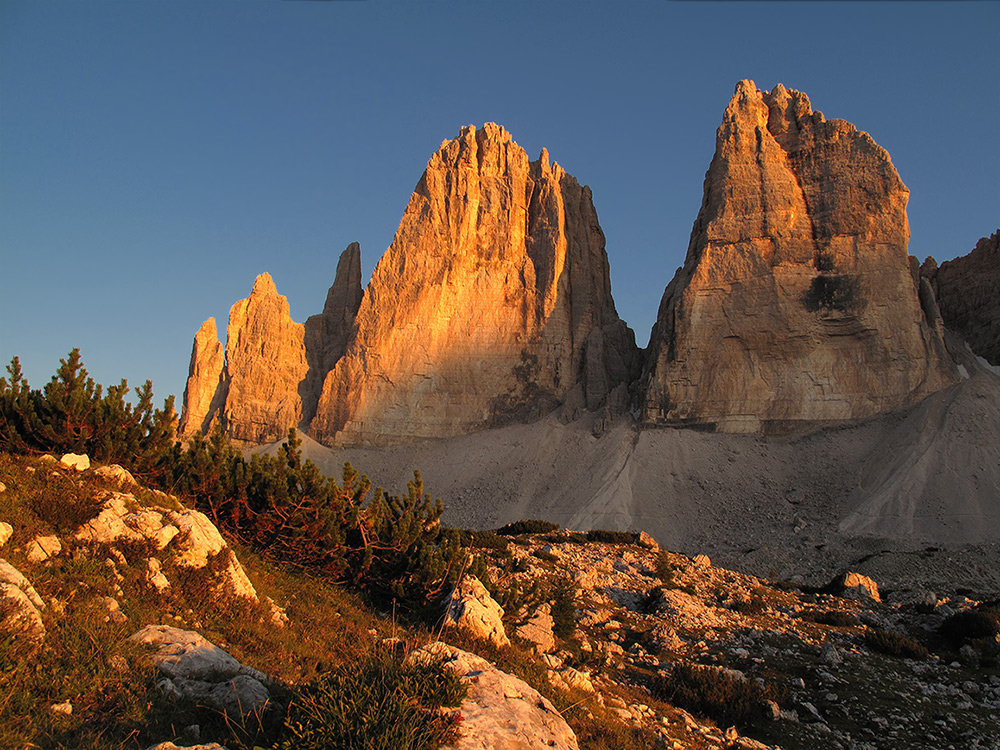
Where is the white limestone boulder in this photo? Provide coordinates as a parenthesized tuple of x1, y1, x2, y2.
(409, 642, 579, 750)
(443, 576, 510, 648)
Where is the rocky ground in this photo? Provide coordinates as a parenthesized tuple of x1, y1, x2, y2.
(471, 529, 1000, 750)
(2, 452, 998, 749)
(296, 348, 1000, 601)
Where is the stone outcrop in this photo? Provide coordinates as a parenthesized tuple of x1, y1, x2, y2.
(311, 123, 638, 445)
(921, 231, 1000, 366)
(643, 80, 958, 432)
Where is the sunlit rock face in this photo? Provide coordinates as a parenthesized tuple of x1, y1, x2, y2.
(179, 245, 362, 447)
(311, 123, 639, 446)
(642, 80, 957, 433)
(922, 231, 1000, 367)
(178, 318, 226, 439)
(218, 272, 309, 447)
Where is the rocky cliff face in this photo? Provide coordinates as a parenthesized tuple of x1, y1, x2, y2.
(921, 231, 1000, 366)
(178, 318, 226, 438)
(642, 81, 957, 432)
(179, 129, 637, 447)
(179, 245, 362, 447)
(310, 123, 638, 446)
(217, 272, 310, 446)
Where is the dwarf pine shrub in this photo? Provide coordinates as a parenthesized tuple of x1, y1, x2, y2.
(497, 519, 559, 536)
(0, 351, 175, 477)
(865, 627, 930, 659)
(650, 664, 784, 730)
(939, 608, 1000, 646)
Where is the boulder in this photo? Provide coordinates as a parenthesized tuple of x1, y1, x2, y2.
(59, 453, 90, 471)
(0, 558, 46, 640)
(828, 571, 880, 603)
(93, 464, 137, 486)
(643, 80, 957, 433)
(516, 604, 556, 654)
(443, 575, 510, 648)
(132, 625, 249, 681)
(409, 642, 579, 750)
(169, 510, 258, 601)
(26, 534, 61, 563)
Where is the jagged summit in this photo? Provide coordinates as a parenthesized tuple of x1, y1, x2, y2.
(311, 122, 639, 445)
(642, 80, 957, 432)
(180, 124, 640, 447)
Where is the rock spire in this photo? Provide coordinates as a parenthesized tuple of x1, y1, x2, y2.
(921, 231, 1000, 366)
(310, 123, 638, 445)
(179, 245, 363, 446)
(642, 80, 957, 432)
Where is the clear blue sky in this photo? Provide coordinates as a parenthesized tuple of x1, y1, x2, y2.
(2, 0, 997, 410)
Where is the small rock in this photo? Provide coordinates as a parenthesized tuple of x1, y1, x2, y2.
(49, 701, 73, 716)
(636, 531, 659, 551)
(101, 596, 128, 624)
(821, 641, 843, 665)
(146, 558, 170, 593)
(0, 522, 12, 547)
(59, 453, 90, 472)
(26, 534, 61, 563)
(266, 597, 289, 627)
(443, 575, 510, 648)
(693, 554, 711, 568)
(93, 464, 136, 486)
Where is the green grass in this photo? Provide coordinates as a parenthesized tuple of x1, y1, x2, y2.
(277, 646, 465, 750)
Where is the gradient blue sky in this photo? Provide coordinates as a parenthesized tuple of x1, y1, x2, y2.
(2, 1, 997, 409)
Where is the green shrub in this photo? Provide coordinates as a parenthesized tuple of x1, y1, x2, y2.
(585, 529, 635, 544)
(865, 627, 929, 659)
(163, 429, 470, 612)
(497, 519, 559, 536)
(0, 350, 175, 478)
(550, 577, 578, 640)
(455, 529, 510, 551)
(650, 664, 783, 730)
(939, 608, 1000, 646)
(278, 649, 465, 750)
(654, 552, 679, 588)
(532, 549, 559, 563)
(799, 609, 858, 627)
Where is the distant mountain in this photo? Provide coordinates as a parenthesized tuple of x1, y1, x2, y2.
(180, 83, 990, 449)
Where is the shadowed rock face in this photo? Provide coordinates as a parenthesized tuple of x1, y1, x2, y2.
(921, 231, 1000, 366)
(642, 80, 957, 433)
(310, 123, 639, 446)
